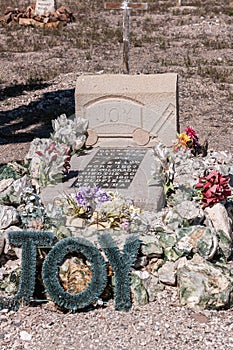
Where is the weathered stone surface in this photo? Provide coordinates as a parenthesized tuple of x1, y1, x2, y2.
(75, 74, 178, 147)
(158, 261, 177, 286)
(0, 205, 19, 230)
(158, 226, 222, 261)
(0, 176, 31, 206)
(141, 235, 163, 258)
(146, 258, 164, 275)
(0, 231, 5, 256)
(132, 270, 164, 302)
(177, 254, 233, 310)
(131, 272, 149, 305)
(3, 226, 22, 257)
(175, 226, 218, 260)
(0, 178, 14, 195)
(205, 203, 232, 240)
(133, 256, 148, 269)
(142, 274, 164, 302)
(174, 200, 202, 222)
(217, 230, 232, 260)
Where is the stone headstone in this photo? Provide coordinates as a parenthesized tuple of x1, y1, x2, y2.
(41, 73, 178, 211)
(74, 73, 178, 210)
(75, 74, 178, 147)
(35, 0, 56, 15)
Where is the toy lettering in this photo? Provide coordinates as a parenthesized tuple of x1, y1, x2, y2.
(0, 230, 140, 312)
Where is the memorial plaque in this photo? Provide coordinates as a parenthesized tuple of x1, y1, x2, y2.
(72, 148, 147, 189)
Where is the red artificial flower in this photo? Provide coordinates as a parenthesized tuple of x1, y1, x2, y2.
(195, 170, 232, 209)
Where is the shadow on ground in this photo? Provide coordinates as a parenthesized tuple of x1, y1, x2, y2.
(0, 83, 50, 102)
(0, 87, 75, 144)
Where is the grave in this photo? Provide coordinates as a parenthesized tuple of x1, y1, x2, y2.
(35, 0, 56, 15)
(41, 73, 178, 211)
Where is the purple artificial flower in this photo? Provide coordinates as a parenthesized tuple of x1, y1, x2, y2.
(95, 188, 111, 204)
(76, 192, 88, 206)
(81, 187, 94, 199)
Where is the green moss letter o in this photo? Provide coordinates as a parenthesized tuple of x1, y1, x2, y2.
(42, 237, 107, 311)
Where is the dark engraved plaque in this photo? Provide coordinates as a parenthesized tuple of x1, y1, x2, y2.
(72, 148, 147, 189)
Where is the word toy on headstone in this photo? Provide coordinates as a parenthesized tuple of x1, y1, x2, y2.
(35, 0, 56, 16)
(104, 1, 148, 73)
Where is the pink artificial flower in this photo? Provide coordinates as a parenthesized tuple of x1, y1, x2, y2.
(184, 126, 199, 147)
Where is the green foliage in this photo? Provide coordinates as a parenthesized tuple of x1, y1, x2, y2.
(42, 237, 107, 311)
(0, 230, 55, 311)
(0, 165, 20, 180)
(98, 232, 141, 311)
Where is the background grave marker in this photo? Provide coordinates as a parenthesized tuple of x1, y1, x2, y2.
(35, 0, 56, 15)
(104, 1, 148, 73)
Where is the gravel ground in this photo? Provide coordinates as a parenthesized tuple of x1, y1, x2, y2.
(1, 287, 233, 350)
(0, 1, 233, 348)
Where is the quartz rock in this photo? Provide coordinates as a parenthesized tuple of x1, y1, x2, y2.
(141, 235, 163, 258)
(177, 254, 233, 310)
(158, 261, 177, 286)
(142, 274, 164, 302)
(132, 270, 164, 302)
(205, 203, 232, 241)
(0, 231, 5, 256)
(0, 205, 19, 229)
(0, 178, 14, 197)
(0, 267, 21, 295)
(158, 226, 223, 261)
(0, 176, 31, 205)
(131, 272, 149, 305)
(175, 226, 218, 260)
(174, 200, 202, 222)
(3, 226, 22, 257)
(146, 258, 164, 275)
(217, 229, 232, 260)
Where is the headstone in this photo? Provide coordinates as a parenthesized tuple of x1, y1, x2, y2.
(75, 74, 178, 147)
(35, 0, 56, 15)
(40, 73, 178, 211)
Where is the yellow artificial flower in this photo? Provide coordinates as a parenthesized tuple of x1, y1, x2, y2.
(178, 132, 191, 144)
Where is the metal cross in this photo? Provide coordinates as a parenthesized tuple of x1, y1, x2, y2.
(105, 1, 148, 74)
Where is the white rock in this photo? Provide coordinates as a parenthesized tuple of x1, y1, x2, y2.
(0, 178, 14, 193)
(158, 261, 177, 286)
(20, 331, 32, 341)
(205, 203, 232, 240)
(0, 205, 19, 229)
(3, 226, 22, 257)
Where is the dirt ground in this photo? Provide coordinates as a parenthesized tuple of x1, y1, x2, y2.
(0, 2, 233, 348)
(0, 0, 232, 164)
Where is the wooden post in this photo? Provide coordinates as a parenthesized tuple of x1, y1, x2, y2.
(122, 1, 130, 74)
(105, 1, 148, 74)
